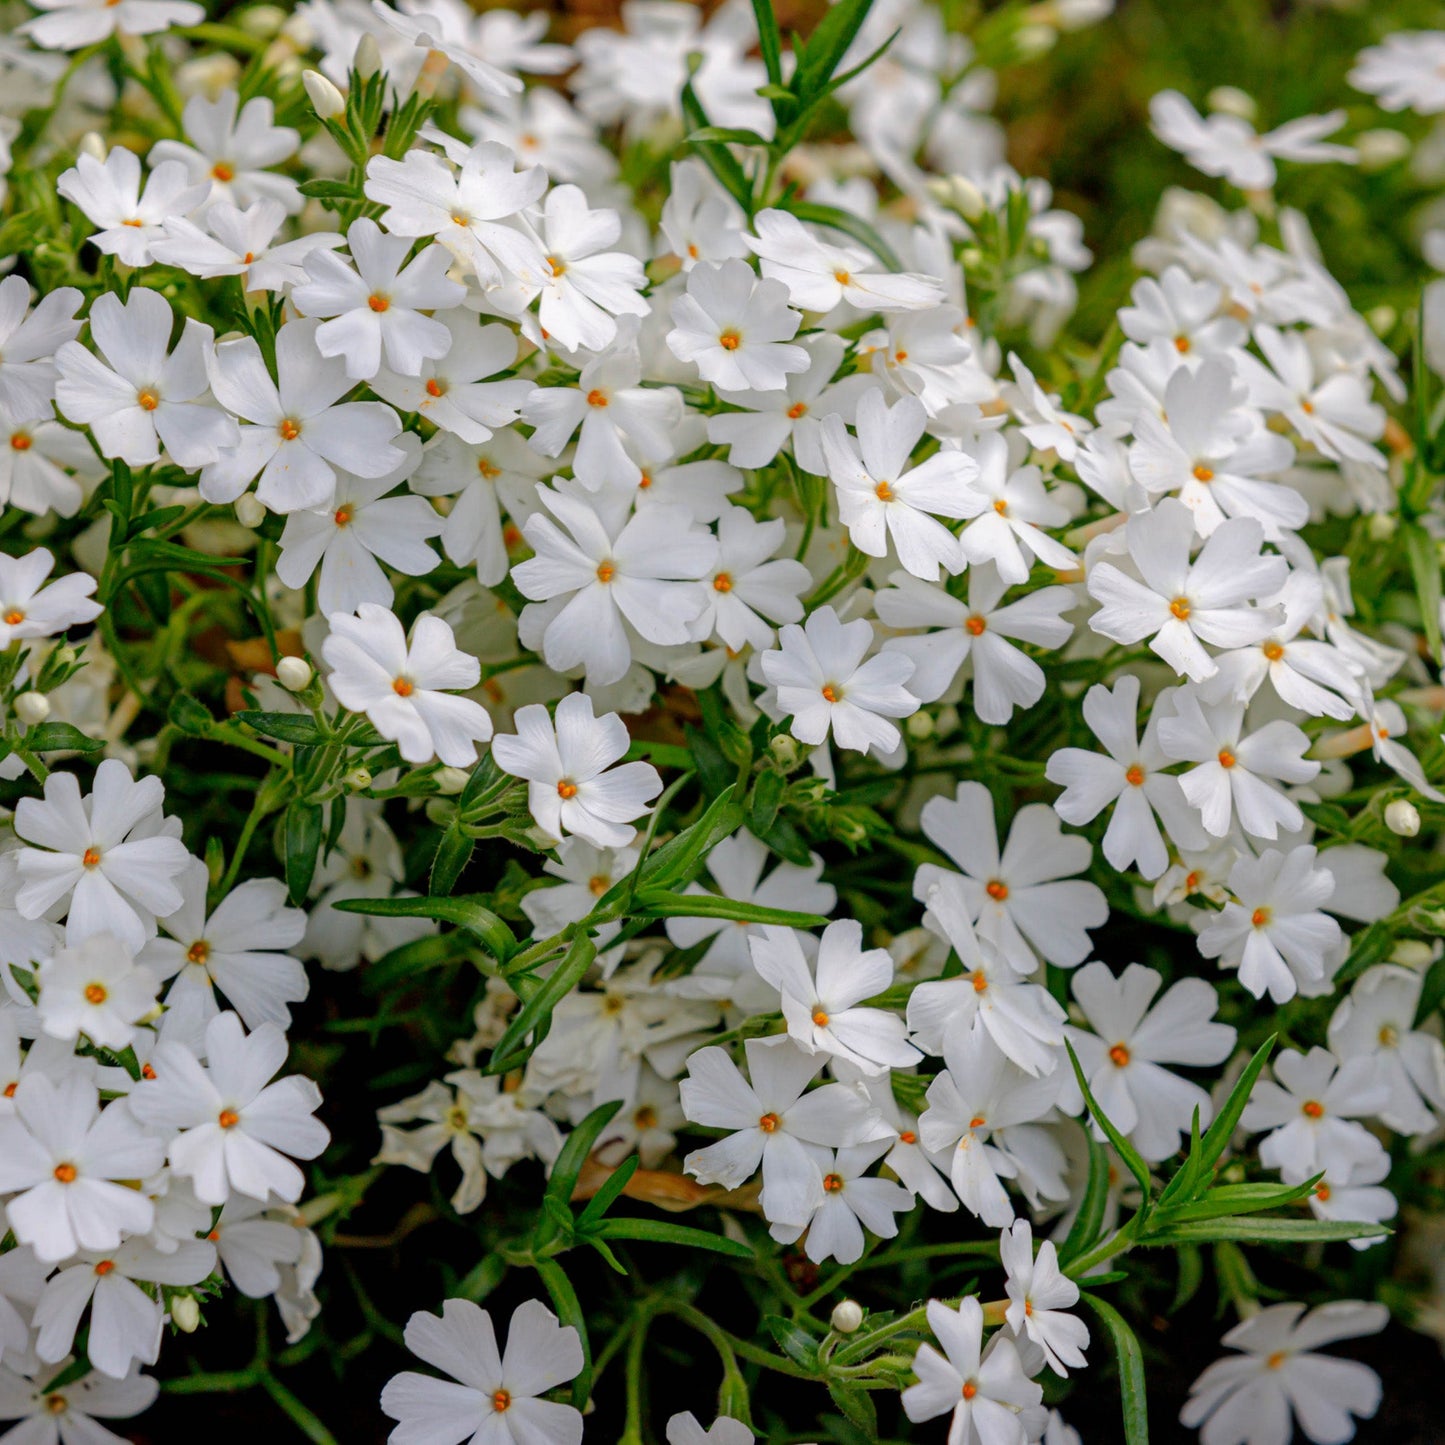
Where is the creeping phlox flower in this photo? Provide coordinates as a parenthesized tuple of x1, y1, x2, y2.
(0, 2, 1441, 1439)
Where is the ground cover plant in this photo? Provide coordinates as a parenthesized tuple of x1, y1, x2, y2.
(0, 0, 1443, 1440)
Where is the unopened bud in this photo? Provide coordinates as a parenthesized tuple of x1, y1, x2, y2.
(1366, 305, 1397, 337)
(15, 692, 50, 726)
(171, 1294, 202, 1333)
(51, 644, 78, 670)
(353, 32, 382, 79)
(1046, 0, 1114, 29)
(234, 492, 267, 528)
(1013, 23, 1056, 58)
(276, 657, 313, 693)
(1367, 511, 1397, 542)
(78, 131, 107, 162)
(1356, 129, 1410, 172)
(303, 69, 346, 120)
(1392, 939, 1434, 969)
(344, 766, 373, 792)
(905, 710, 934, 741)
(831, 1300, 864, 1334)
(769, 734, 800, 771)
(1207, 86, 1256, 123)
(434, 766, 469, 795)
(1386, 798, 1421, 837)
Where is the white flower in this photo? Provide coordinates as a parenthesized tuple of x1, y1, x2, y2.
(203, 318, 407, 512)
(666, 1413, 752, 1445)
(512, 483, 717, 687)
(0, 1360, 158, 1445)
(56, 148, 209, 266)
(1328, 964, 1445, 1136)
(1180, 1301, 1386, 1445)
(210, 1195, 307, 1299)
(1197, 846, 1345, 1003)
(371, 314, 532, 445)
(136, 858, 308, 1031)
(491, 691, 662, 849)
(1149, 90, 1355, 191)
(1240, 1046, 1389, 1181)
(521, 836, 639, 936)
(15, 757, 190, 954)
(54, 288, 237, 470)
(35, 933, 158, 1050)
(821, 389, 978, 580)
(524, 184, 649, 353)
(954, 430, 1077, 584)
(747, 209, 945, 314)
(277, 444, 442, 617)
(291, 217, 465, 381)
(0, 276, 84, 417)
(22, 0, 202, 48)
(760, 606, 919, 757)
(659, 159, 748, 271)
(1000, 1218, 1089, 1376)
(1088, 499, 1288, 683)
(689, 507, 811, 653)
(0, 547, 102, 648)
(1157, 688, 1316, 840)
(149, 90, 301, 212)
(0, 400, 106, 518)
(0, 1074, 163, 1262)
(1045, 677, 1208, 880)
(750, 920, 920, 1075)
(902, 1297, 1046, 1445)
(1117, 266, 1245, 358)
(680, 1035, 886, 1225)
(1350, 32, 1445, 114)
(364, 141, 547, 288)
(129, 1010, 329, 1205)
(880, 564, 1074, 722)
(916, 781, 1107, 973)
(768, 1140, 913, 1264)
(908, 876, 1065, 1077)
(667, 259, 808, 392)
(1060, 961, 1234, 1161)
(918, 1032, 1065, 1225)
(381, 1299, 583, 1445)
(151, 198, 343, 292)
(323, 604, 493, 767)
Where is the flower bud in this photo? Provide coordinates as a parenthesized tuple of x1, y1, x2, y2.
(905, 710, 934, 741)
(51, 644, 78, 670)
(241, 4, 287, 36)
(1386, 798, 1421, 837)
(344, 766, 373, 792)
(234, 493, 267, 529)
(303, 69, 346, 120)
(769, 734, 800, 771)
(434, 766, 469, 795)
(276, 657, 313, 693)
(1047, 0, 1114, 29)
(171, 1295, 202, 1333)
(1367, 511, 1397, 542)
(1392, 939, 1434, 969)
(831, 1300, 864, 1334)
(78, 132, 108, 162)
(353, 32, 382, 79)
(15, 692, 50, 726)
(1207, 86, 1256, 122)
(1356, 129, 1410, 172)
(1013, 23, 1056, 58)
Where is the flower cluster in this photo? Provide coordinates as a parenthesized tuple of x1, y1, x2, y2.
(0, 0, 1440, 1442)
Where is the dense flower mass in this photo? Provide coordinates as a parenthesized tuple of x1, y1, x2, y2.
(0, 0, 1441, 1441)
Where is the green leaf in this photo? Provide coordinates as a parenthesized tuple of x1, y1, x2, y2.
(1404, 519, 1443, 664)
(330, 895, 516, 963)
(1081, 1293, 1149, 1445)
(284, 800, 323, 905)
(750, 0, 785, 89)
(633, 889, 831, 929)
(298, 177, 359, 200)
(1153, 1178, 1319, 1226)
(489, 933, 597, 1075)
(791, 0, 874, 105)
(458, 752, 514, 816)
(630, 785, 745, 894)
(545, 1098, 623, 1212)
(575, 1154, 641, 1231)
(590, 1217, 753, 1259)
(749, 769, 785, 836)
(783, 200, 901, 270)
(534, 1260, 592, 1409)
(1147, 1216, 1390, 1246)
(167, 691, 213, 737)
(681, 72, 753, 213)
(429, 824, 474, 898)
(688, 125, 772, 147)
(22, 721, 105, 755)
(764, 1316, 820, 1370)
(1058, 1137, 1110, 1266)
(827, 1382, 878, 1437)
(1066, 1041, 1151, 1200)
(235, 710, 327, 746)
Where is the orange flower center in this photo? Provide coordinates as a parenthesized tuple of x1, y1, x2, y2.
(586, 389, 608, 408)
(1251, 906, 1270, 928)
(333, 506, 352, 527)
(557, 780, 578, 799)
(1315, 1183, 1331, 1202)
(187, 940, 210, 965)
(368, 294, 390, 313)
(1192, 465, 1213, 482)
(425, 378, 445, 398)
(492, 1390, 512, 1413)
(82, 847, 102, 868)
(992, 498, 1009, 516)
(1125, 764, 1145, 786)
(758, 1112, 780, 1133)
(713, 572, 733, 592)
(2, 1082, 14, 1098)
(588, 875, 610, 897)
(875, 480, 894, 502)
(1301, 1100, 1324, 1119)
(1262, 640, 1284, 661)
(94, 1260, 115, 1276)
(821, 684, 840, 703)
(1169, 596, 1191, 620)
(211, 162, 235, 182)
(1217, 749, 1236, 769)
(54, 1163, 77, 1183)
(10, 432, 31, 451)
(968, 1115, 985, 1129)
(718, 330, 741, 351)
(278, 418, 301, 441)
(970, 969, 988, 993)
(596, 561, 616, 584)
(833, 269, 851, 286)
(962, 1382, 978, 1400)
(787, 401, 807, 419)
(218, 1109, 240, 1129)
(478, 459, 501, 479)
(1109, 1043, 1131, 1067)
(84, 983, 108, 1005)
(1300, 400, 1315, 415)
(1266, 1350, 1287, 1369)
(393, 677, 414, 697)
(985, 879, 1009, 901)
(822, 1172, 844, 1193)
(965, 615, 986, 636)
(1174, 336, 1191, 354)
(812, 1009, 830, 1027)
(137, 389, 159, 411)
(45, 1394, 67, 1415)
(898, 1130, 916, 1144)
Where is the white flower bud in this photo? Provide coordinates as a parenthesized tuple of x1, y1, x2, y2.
(1048, 0, 1114, 28)
(171, 1295, 202, 1333)
(905, 709, 934, 740)
(434, 766, 469, 795)
(1386, 798, 1421, 837)
(234, 493, 267, 529)
(51, 644, 78, 670)
(15, 692, 50, 726)
(1367, 511, 1397, 542)
(1014, 23, 1056, 58)
(1356, 129, 1410, 172)
(1207, 86, 1256, 122)
(78, 131, 108, 161)
(831, 1300, 864, 1334)
(303, 69, 346, 120)
(1392, 939, 1434, 969)
(276, 657, 313, 693)
(344, 766, 373, 792)
(353, 32, 382, 79)
(1366, 305, 1396, 337)
(241, 4, 287, 36)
